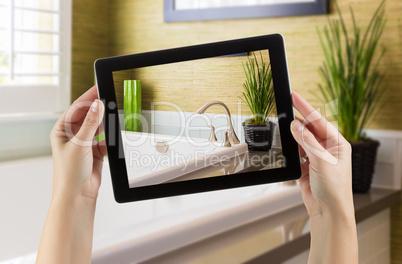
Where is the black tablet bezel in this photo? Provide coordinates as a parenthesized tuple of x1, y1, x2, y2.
(95, 34, 301, 203)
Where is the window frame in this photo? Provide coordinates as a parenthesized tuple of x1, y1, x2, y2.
(0, 0, 71, 118)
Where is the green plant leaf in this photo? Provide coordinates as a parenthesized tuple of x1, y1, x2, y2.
(240, 51, 276, 124)
(315, 0, 387, 141)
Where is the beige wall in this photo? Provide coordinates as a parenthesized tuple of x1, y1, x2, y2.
(113, 52, 272, 116)
(71, 0, 109, 101)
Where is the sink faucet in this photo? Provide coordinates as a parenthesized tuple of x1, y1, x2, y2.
(196, 101, 240, 146)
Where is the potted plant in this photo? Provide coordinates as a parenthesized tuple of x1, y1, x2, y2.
(240, 52, 276, 151)
(316, 1, 387, 192)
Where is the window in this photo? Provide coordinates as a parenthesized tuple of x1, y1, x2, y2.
(0, 0, 71, 117)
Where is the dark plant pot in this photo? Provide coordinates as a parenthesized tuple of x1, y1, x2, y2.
(243, 121, 275, 151)
(351, 140, 380, 193)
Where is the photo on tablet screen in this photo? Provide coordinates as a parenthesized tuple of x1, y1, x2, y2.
(112, 50, 285, 188)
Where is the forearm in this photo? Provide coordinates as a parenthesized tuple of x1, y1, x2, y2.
(36, 195, 97, 264)
(308, 208, 358, 264)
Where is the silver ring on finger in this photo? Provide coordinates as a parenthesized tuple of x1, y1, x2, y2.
(301, 153, 308, 164)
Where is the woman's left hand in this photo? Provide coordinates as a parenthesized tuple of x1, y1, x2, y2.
(50, 85, 106, 201)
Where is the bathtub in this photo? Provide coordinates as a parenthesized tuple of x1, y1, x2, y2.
(0, 156, 303, 263)
(122, 131, 248, 187)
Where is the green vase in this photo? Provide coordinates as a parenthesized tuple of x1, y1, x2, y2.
(124, 80, 142, 132)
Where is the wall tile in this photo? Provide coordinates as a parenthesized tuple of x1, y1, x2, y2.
(160, 126, 181, 137)
(367, 228, 384, 258)
(185, 129, 200, 139)
(363, 258, 377, 264)
(199, 130, 211, 140)
(359, 234, 369, 263)
(188, 114, 211, 127)
(370, 164, 390, 188)
(210, 115, 227, 128)
(153, 112, 171, 126)
(358, 209, 389, 235)
(377, 248, 390, 264)
(370, 222, 390, 253)
(0, 119, 56, 161)
(376, 138, 396, 164)
(0, 125, 18, 150)
(169, 111, 185, 127)
(356, 209, 390, 264)
(282, 249, 309, 264)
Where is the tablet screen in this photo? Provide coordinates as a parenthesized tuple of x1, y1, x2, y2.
(112, 49, 285, 188)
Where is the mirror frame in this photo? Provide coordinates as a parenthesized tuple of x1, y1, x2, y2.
(164, 0, 329, 22)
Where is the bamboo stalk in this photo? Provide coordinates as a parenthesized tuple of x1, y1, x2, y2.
(124, 80, 142, 132)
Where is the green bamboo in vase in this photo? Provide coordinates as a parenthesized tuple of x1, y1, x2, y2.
(124, 80, 142, 132)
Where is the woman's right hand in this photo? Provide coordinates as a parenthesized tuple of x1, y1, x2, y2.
(290, 91, 354, 219)
(290, 92, 358, 264)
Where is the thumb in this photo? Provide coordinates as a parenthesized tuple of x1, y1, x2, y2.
(73, 99, 105, 146)
(290, 119, 337, 165)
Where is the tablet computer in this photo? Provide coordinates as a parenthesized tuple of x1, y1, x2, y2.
(95, 34, 301, 203)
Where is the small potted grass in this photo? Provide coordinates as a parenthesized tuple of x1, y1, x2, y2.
(316, 1, 386, 192)
(240, 52, 276, 151)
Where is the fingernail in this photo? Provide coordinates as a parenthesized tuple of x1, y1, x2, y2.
(291, 119, 302, 133)
(91, 99, 99, 113)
